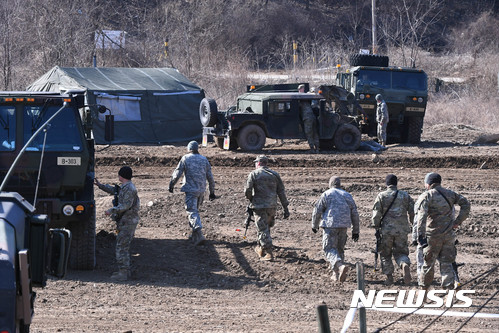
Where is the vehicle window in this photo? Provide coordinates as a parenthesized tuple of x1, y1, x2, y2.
(23, 105, 83, 151)
(0, 106, 16, 151)
(392, 72, 427, 91)
(270, 101, 291, 114)
(356, 69, 391, 89)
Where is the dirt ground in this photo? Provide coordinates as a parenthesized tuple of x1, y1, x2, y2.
(31, 124, 499, 333)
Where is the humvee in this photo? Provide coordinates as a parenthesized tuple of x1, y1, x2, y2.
(337, 54, 428, 144)
(200, 83, 363, 151)
(0, 91, 112, 270)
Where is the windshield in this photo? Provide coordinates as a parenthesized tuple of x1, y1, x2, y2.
(0, 106, 16, 151)
(23, 105, 83, 151)
(356, 69, 427, 91)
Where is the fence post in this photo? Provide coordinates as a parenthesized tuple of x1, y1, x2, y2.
(356, 262, 367, 333)
(316, 304, 331, 333)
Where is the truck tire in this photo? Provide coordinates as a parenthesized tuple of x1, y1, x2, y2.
(199, 98, 218, 127)
(216, 136, 238, 150)
(334, 123, 361, 151)
(350, 54, 389, 67)
(68, 207, 96, 270)
(237, 124, 266, 151)
(407, 116, 423, 144)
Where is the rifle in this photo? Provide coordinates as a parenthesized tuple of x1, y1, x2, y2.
(373, 190, 398, 271)
(111, 184, 121, 222)
(243, 206, 254, 239)
(374, 229, 382, 271)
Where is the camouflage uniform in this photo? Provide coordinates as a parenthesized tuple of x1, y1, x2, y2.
(170, 152, 215, 232)
(312, 186, 360, 273)
(411, 196, 425, 283)
(372, 185, 414, 276)
(98, 181, 140, 272)
(416, 185, 470, 288)
(376, 98, 389, 145)
(300, 101, 320, 151)
(245, 166, 289, 253)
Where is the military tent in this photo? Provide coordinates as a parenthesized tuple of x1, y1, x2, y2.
(27, 66, 204, 144)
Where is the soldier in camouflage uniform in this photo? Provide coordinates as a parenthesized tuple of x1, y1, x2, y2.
(298, 84, 320, 153)
(94, 166, 140, 281)
(245, 155, 290, 261)
(169, 141, 216, 246)
(312, 176, 360, 282)
(372, 174, 414, 285)
(375, 94, 389, 147)
(416, 172, 470, 290)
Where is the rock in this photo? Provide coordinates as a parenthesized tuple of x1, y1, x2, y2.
(371, 154, 380, 163)
(147, 201, 154, 207)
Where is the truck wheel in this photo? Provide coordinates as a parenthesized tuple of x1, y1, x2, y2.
(216, 136, 238, 150)
(237, 124, 266, 151)
(350, 54, 389, 67)
(407, 116, 423, 144)
(334, 123, 361, 151)
(68, 207, 96, 270)
(199, 98, 218, 127)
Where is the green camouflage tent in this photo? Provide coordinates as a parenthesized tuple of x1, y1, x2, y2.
(27, 66, 204, 144)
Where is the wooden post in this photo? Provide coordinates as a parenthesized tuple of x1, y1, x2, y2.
(356, 262, 367, 333)
(316, 304, 331, 333)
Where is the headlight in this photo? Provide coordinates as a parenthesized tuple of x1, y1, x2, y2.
(418, 97, 423, 103)
(359, 94, 365, 100)
(62, 204, 74, 216)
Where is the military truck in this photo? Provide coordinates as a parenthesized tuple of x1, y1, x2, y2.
(336, 54, 428, 144)
(0, 91, 112, 270)
(0, 191, 70, 333)
(200, 83, 363, 151)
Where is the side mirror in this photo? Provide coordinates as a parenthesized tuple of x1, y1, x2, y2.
(105, 114, 114, 142)
(98, 105, 108, 114)
(46, 228, 71, 278)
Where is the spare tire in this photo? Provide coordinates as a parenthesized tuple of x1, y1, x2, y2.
(199, 98, 218, 127)
(350, 54, 389, 67)
(334, 123, 361, 151)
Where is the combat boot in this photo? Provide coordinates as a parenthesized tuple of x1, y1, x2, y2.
(254, 245, 264, 258)
(384, 273, 394, 286)
(111, 269, 129, 281)
(260, 249, 273, 261)
(338, 264, 350, 282)
(194, 229, 206, 246)
(402, 262, 412, 285)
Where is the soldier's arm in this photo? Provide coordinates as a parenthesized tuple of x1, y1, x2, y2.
(416, 194, 429, 238)
(244, 173, 254, 201)
(346, 194, 360, 234)
(170, 158, 185, 188)
(311, 196, 325, 229)
(275, 174, 289, 208)
(206, 161, 216, 194)
(371, 194, 383, 229)
(97, 183, 115, 195)
(453, 193, 470, 227)
(407, 195, 415, 226)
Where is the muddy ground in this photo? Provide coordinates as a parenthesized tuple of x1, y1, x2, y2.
(31, 124, 499, 332)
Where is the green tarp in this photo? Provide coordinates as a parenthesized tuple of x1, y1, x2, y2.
(27, 66, 204, 144)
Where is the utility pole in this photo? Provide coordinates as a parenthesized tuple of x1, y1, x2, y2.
(372, 0, 377, 54)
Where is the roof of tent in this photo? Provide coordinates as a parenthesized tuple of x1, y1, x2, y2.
(26, 66, 205, 144)
(27, 66, 202, 92)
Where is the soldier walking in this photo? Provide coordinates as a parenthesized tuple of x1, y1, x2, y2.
(298, 84, 320, 153)
(94, 166, 140, 281)
(416, 172, 470, 290)
(375, 94, 389, 147)
(245, 155, 290, 261)
(169, 141, 216, 246)
(312, 176, 360, 282)
(372, 174, 414, 285)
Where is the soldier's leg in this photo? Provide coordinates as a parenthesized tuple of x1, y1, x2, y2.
(303, 117, 316, 150)
(185, 192, 202, 230)
(439, 235, 457, 288)
(416, 245, 424, 279)
(114, 223, 137, 278)
(393, 233, 411, 284)
(254, 208, 272, 251)
(422, 236, 444, 288)
(380, 234, 395, 275)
